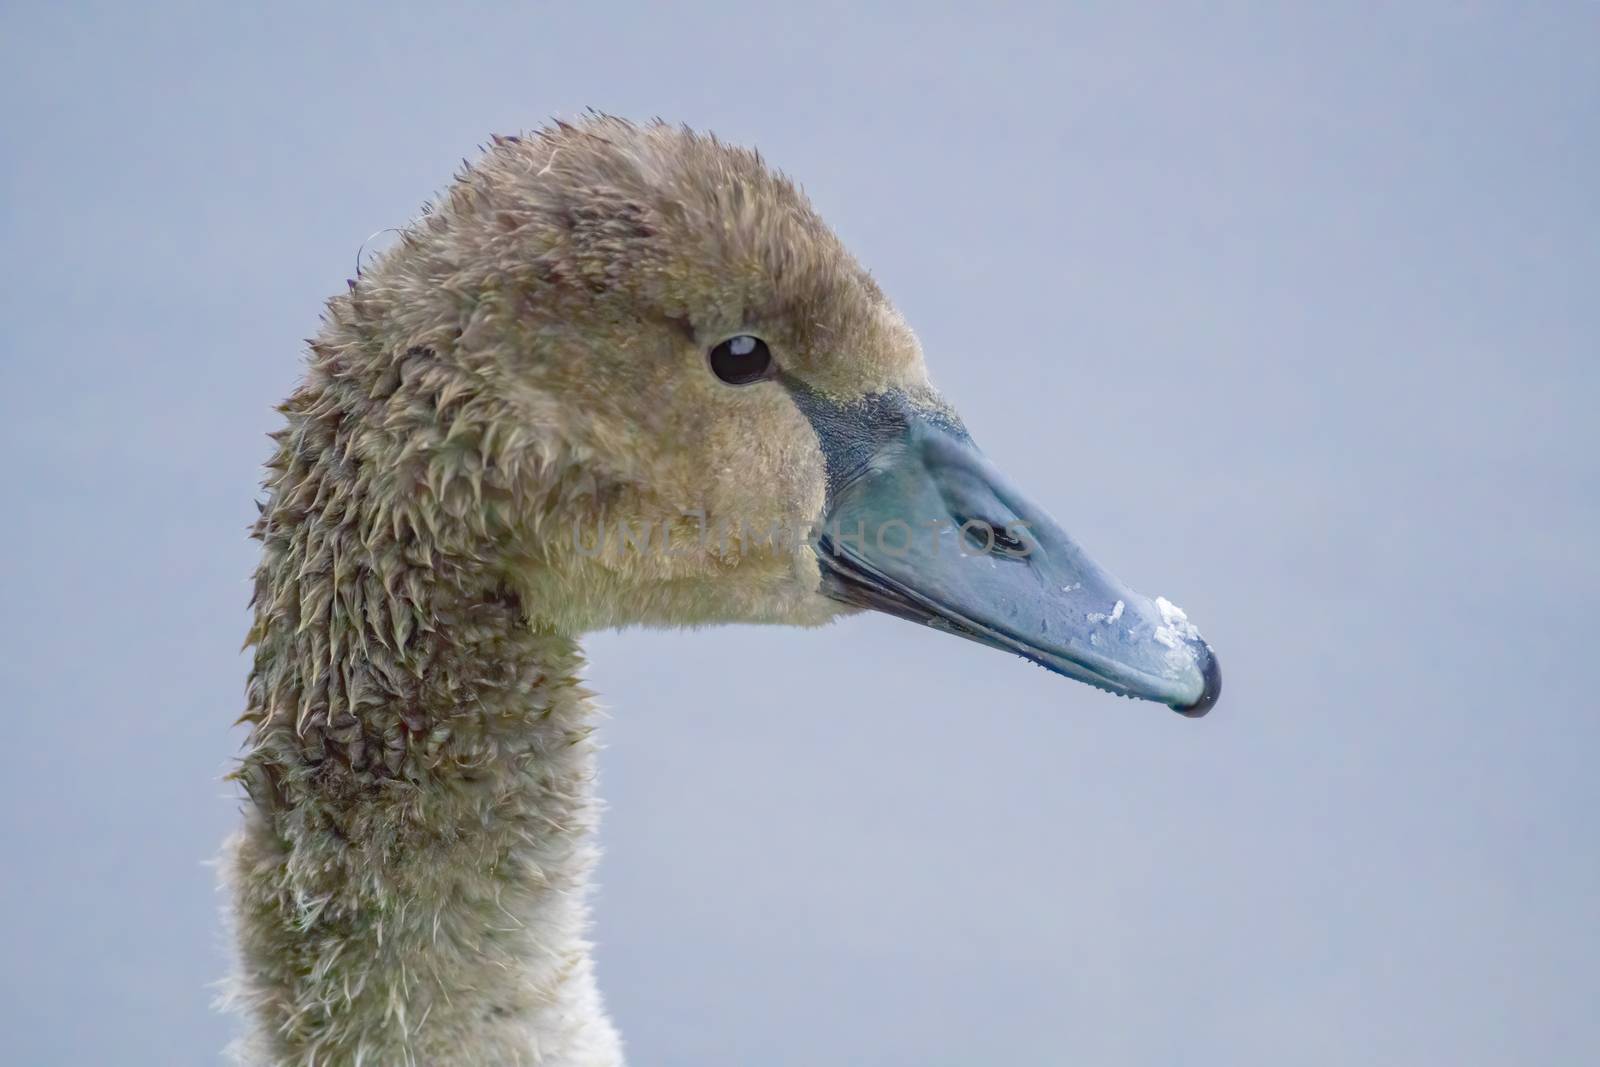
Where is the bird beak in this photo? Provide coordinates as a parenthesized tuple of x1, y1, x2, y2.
(805, 392, 1220, 716)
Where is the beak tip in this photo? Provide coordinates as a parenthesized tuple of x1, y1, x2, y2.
(1172, 643, 1221, 718)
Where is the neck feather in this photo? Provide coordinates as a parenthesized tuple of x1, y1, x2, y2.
(226, 369, 622, 1066)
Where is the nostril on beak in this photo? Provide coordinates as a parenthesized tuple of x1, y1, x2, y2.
(1173, 642, 1222, 718)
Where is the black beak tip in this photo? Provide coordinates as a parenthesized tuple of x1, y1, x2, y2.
(1173, 643, 1222, 719)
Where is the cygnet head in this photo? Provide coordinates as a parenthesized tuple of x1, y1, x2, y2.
(319, 116, 1219, 715)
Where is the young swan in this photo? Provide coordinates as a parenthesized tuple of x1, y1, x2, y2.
(226, 117, 1219, 1066)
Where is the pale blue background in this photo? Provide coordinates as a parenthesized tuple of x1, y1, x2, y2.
(3, 3, 1597, 1064)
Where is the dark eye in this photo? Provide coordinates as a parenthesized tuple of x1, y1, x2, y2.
(708, 334, 774, 385)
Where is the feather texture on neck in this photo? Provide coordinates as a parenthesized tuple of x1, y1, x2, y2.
(226, 340, 624, 1065)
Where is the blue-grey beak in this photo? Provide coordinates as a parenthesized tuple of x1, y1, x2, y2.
(794, 386, 1220, 717)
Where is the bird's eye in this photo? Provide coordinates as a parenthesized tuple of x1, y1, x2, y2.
(708, 335, 775, 385)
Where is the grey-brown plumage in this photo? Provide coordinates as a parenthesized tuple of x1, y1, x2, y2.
(226, 118, 915, 1066)
(225, 113, 1219, 1066)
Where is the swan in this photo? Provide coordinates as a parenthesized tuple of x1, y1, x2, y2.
(224, 116, 1220, 1066)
